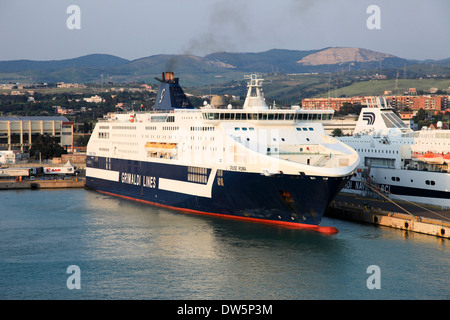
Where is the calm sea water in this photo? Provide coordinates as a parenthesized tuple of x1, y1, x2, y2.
(0, 188, 448, 300)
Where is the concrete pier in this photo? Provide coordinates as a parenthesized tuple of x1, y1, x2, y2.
(0, 179, 85, 190)
(326, 193, 450, 239)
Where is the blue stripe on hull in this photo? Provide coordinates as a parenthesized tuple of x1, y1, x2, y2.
(86, 157, 350, 227)
(343, 179, 450, 200)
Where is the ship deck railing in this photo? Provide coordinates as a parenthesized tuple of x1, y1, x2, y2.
(99, 108, 335, 123)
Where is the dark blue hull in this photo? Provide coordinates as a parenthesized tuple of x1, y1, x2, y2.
(85, 156, 350, 232)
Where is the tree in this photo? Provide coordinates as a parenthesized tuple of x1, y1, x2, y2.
(82, 121, 93, 133)
(76, 135, 90, 147)
(331, 128, 344, 137)
(30, 135, 67, 159)
(336, 102, 362, 116)
(415, 108, 426, 122)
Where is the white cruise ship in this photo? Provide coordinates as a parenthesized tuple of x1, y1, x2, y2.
(339, 97, 450, 208)
(86, 72, 359, 233)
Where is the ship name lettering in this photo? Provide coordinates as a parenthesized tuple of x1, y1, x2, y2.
(143, 176, 157, 188)
(355, 181, 367, 191)
(229, 165, 247, 172)
(121, 173, 141, 186)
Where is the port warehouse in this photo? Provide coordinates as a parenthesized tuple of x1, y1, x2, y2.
(0, 116, 74, 153)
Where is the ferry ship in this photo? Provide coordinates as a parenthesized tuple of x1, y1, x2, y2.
(338, 97, 450, 208)
(86, 72, 359, 233)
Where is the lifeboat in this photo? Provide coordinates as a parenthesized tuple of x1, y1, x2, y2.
(423, 152, 444, 164)
(144, 142, 177, 154)
(444, 153, 450, 164)
(411, 152, 425, 162)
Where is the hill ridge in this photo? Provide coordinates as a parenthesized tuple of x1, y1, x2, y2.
(297, 47, 396, 66)
(0, 48, 448, 85)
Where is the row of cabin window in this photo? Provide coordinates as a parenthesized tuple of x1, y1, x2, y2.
(150, 115, 175, 123)
(234, 127, 314, 132)
(357, 148, 399, 154)
(112, 126, 136, 130)
(202, 112, 331, 121)
(190, 126, 215, 131)
(390, 176, 436, 185)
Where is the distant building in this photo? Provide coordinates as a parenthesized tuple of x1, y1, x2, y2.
(408, 88, 417, 95)
(0, 116, 73, 153)
(0, 84, 16, 90)
(57, 82, 86, 89)
(84, 95, 104, 103)
(302, 95, 448, 114)
(386, 95, 447, 111)
(399, 111, 415, 119)
(301, 97, 365, 111)
(429, 122, 449, 130)
(429, 87, 439, 94)
(55, 106, 75, 115)
(140, 84, 152, 90)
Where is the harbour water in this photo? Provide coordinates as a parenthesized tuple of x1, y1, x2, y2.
(0, 189, 448, 300)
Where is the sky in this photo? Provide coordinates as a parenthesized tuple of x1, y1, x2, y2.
(0, 0, 449, 61)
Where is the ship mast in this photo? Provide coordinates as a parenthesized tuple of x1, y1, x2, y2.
(243, 74, 269, 110)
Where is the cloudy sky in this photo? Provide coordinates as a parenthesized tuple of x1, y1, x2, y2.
(1, 0, 449, 61)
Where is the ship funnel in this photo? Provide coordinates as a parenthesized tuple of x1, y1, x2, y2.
(158, 72, 175, 84)
(353, 96, 411, 135)
(160, 72, 175, 83)
(153, 72, 194, 110)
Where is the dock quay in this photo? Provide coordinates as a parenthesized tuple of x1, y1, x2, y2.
(0, 179, 85, 190)
(326, 193, 450, 239)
